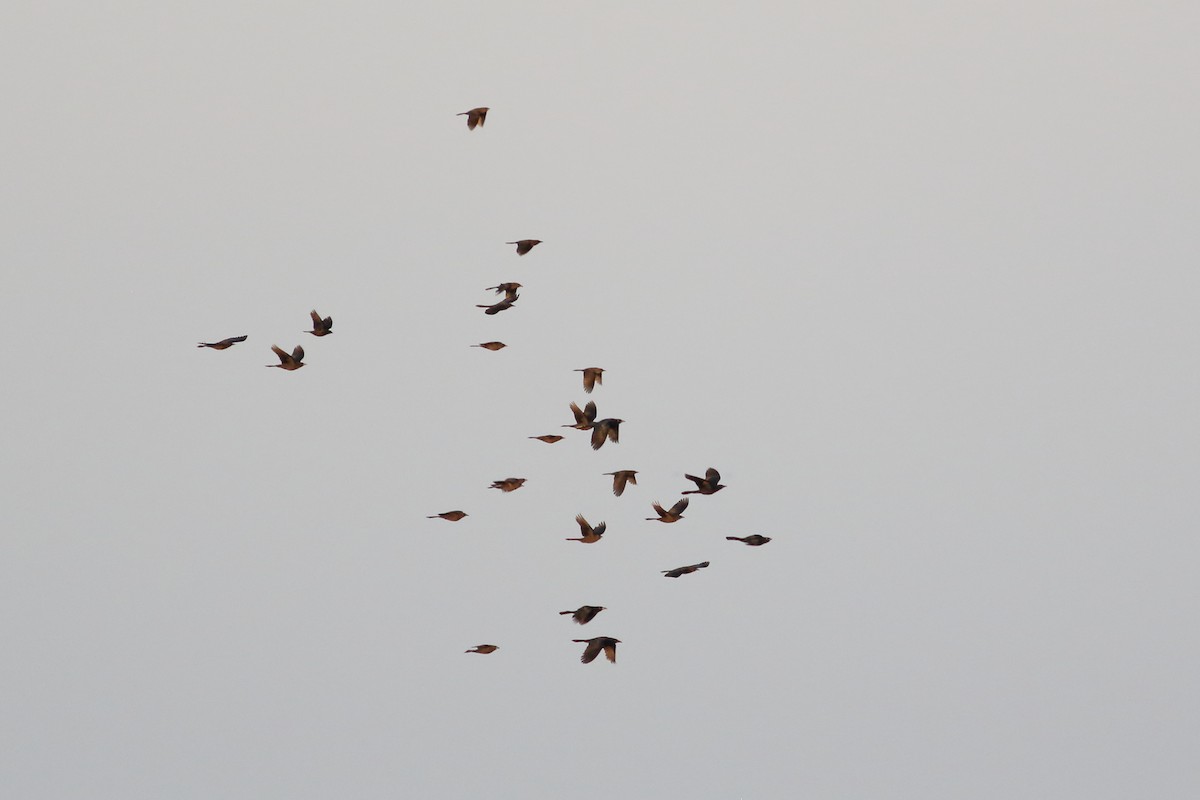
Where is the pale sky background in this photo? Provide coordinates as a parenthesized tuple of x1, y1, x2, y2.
(3, 2, 1198, 798)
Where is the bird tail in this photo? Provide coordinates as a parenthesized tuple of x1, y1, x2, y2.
(559, 611, 573, 615)
(725, 536, 743, 541)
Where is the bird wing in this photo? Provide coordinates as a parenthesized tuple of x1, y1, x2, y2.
(670, 497, 690, 516)
(310, 310, 322, 328)
(651, 502, 667, 517)
(611, 473, 627, 496)
(582, 370, 596, 393)
(706, 467, 720, 483)
(593, 522, 606, 537)
(581, 640, 601, 663)
(684, 473, 704, 488)
(322, 316, 332, 330)
(575, 514, 592, 536)
(292, 345, 305, 362)
(590, 425, 607, 450)
(271, 344, 289, 364)
(603, 642, 617, 663)
(584, 401, 597, 422)
(607, 423, 620, 444)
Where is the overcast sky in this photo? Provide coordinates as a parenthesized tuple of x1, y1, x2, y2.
(3, 2, 1198, 798)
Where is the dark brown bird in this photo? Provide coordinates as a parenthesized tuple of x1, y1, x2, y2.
(559, 606, 606, 625)
(458, 107, 488, 130)
(575, 367, 605, 393)
(427, 511, 468, 522)
(489, 477, 527, 492)
(465, 644, 498, 654)
(306, 310, 333, 337)
(604, 470, 638, 497)
(590, 418, 623, 450)
(563, 401, 598, 430)
(477, 295, 518, 315)
(727, 535, 771, 546)
(530, 435, 564, 444)
(472, 341, 507, 351)
(662, 561, 710, 578)
(486, 283, 522, 300)
(646, 497, 688, 523)
(573, 636, 620, 664)
(683, 467, 726, 495)
(197, 335, 247, 350)
(566, 514, 606, 543)
(507, 239, 542, 255)
(266, 344, 305, 370)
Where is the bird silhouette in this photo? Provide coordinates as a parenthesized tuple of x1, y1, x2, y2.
(727, 535, 771, 546)
(427, 511, 468, 522)
(563, 401, 598, 430)
(472, 341, 507, 351)
(559, 606, 606, 625)
(477, 295, 518, 315)
(458, 107, 488, 130)
(566, 514, 606, 543)
(530, 435, 564, 444)
(682, 467, 725, 495)
(197, 335, 247, 350)
(662, 561, 710, 578)
(590, 419, 623, 450)
(486, 283, 522, 300)
(646, 497, 688, 523)
(573, 636, 620, 664)
(306, 310, 333, 337)
(266, 345, 305, 370)
(575, 367, 604, 393)
(604, 470, 638, 497)
(507, 239, 542, 255)
(489, 478, 527, 492)
(465, 644, 498, 654)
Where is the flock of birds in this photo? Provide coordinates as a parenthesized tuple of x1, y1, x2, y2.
(198, 106, 771, 666)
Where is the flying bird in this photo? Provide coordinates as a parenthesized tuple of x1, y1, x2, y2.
(477, 295, 518, 315)
(662, 561, 710, 578)
(306, 310, 333, 337)
(465, 644, 498, 654)
(727, 535, 771, 546)
(458, 107, 488, 130)
(646, 497, 688, 523)
(590, 418, 623, 450)
(559, 606, 606, 625)
(489, 478, 527, 492)
(566, 514, 606, 543)
(573, 636, 620, 664)
(563, 401, 598, 430)
(604, 470, 638, 497)
(575, 367, 605, 393)
(472, 342, 507, 351)
(266, 344, 305, 370)
(530, 435, 564, 444)
(197, 335, 247, 350)
(486, 283, 522, 300)
(507, 239, 542, 255)
(427, 511, 468, 522)
(683, 467, 725, 495)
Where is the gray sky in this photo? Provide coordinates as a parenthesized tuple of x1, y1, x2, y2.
(3, 2, 1198, 798)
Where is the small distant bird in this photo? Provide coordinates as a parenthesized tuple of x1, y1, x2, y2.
(590, 418, 623, 450)
(566, 514, 606, 544)
(559, 606, 606, 625)
(662, 561, 710, 578)
(197, 335, 247, 350)
(489, 478, 527, 492)
(458, 107, 488, 130)
(530, 435, 564, 444)
(266, 345, 305, 370)
(306, 310, 333, 337)
(646, 497, 688, 523)
(604, 470, 638, 497)
(486, 283, 522, 300)
(683, 467, 725, 495)
(575, 367, 605, 393)
(427, 511, 468, 522)
(472, 341, 507, 351)
(477, 295, 518, 315)
(563, 401, 598, 430)
(507, 239, 542, 255)
(727, 535, 772, 546)
(573, 636, 620, 664)
(465, 644, 498, 654)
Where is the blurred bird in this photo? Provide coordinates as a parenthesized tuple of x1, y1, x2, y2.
(306, 310, 333, 337)
(427, 511, 468, 522)
(590, 418, 623, 450)
(559, 606, 606, 625)
(575, 367, 605, 393)
(573, 636, 620, 664)
(458, 107, 488, 130)
(683, 467, 725, 495)
(486, 283, 522, 300)
(566, 514, 606, 543)
(465, 644, 498, 654)
(563, 401, 598, 430)
(662, 561, 710, 578)
(530, 435, 564, 444)
(507, 239, 542, 255)
(604, 470, 638, 497)
(646, 497, 688, 523)
(472, 342, 507, 351)
(266, 345, 305, 370)
(489, 478, 527, 492)
(727, 535, 771, 546)
(477, 296, 518, 315)
(197, 335, 247, 350)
